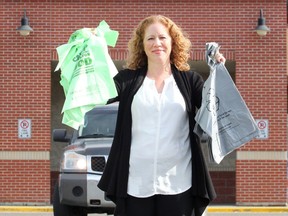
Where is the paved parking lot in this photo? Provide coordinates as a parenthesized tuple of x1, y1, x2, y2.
(209, 214, 288, 216)
(0, 213, 288, 216)
(0, 214, 108, 216)
(0, 205, 287, 216)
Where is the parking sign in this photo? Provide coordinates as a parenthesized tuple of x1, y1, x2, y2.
(18, 119, 31, 139)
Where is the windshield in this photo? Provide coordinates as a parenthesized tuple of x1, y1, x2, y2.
(78, 109, 117, 138)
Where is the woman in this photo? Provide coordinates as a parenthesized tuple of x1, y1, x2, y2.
(98, 15, 225, 216)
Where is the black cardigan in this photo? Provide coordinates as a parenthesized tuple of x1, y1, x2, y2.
(98, 65, 216, 216)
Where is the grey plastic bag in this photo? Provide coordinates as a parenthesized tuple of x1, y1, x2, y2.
(194, 42, 259, 164)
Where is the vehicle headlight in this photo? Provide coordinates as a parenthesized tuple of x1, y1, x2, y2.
(61, 152, 87, 171)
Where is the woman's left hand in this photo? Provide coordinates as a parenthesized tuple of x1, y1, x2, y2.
(215, 52, 226, 64)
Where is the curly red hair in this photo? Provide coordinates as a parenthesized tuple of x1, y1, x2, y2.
(126, 15, 191, 71)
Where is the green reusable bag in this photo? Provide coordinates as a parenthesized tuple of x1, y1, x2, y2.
(55, 20, 119, 129)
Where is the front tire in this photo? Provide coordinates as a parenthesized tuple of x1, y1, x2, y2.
(53, 183, 87, 216)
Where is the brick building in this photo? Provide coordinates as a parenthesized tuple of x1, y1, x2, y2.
(0, 0, 287, 206)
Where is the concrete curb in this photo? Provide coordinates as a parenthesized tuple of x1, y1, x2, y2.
(207, 206, 288, 213)
(0, 206, 52, 212)
(0, 205, 287, 213)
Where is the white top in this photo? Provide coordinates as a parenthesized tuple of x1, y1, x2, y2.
(127, 75, 192, 197)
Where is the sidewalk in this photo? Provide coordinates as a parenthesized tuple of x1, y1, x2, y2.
(0, 205, 287, 213)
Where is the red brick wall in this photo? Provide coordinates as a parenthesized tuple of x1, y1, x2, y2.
(0, 0, 286, 205)
(1, 161, 50, 203)
(236, 160, 287, 204)
(211, 171, 236, 204)
(232, 0, 287, 206)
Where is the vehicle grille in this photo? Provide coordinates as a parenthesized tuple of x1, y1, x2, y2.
(91, 156, 106, 172)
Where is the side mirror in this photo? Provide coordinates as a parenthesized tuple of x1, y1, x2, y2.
(52, 129, 71, 142)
